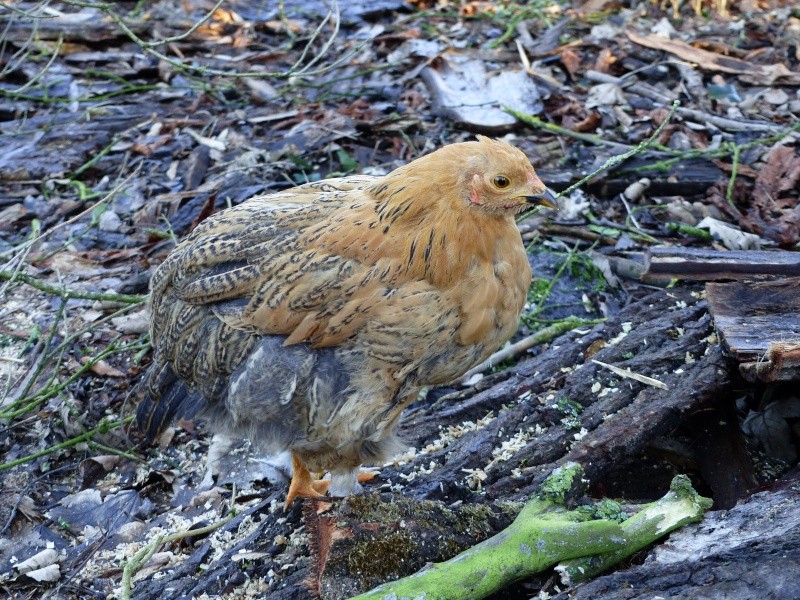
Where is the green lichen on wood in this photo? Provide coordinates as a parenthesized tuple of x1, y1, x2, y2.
(317, 492, 521, 594)
(347, 531, 419, 580)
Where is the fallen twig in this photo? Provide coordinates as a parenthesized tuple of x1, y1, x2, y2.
(592, 359, 669, 390)
(0, 270, 145, 304)
(458, 317, 601, 384)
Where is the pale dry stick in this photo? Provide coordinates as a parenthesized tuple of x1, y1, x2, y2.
(619, 192, 641, 230)
(516, 38, 570, 91)
(457, 317, 596, 385)
(591, 358, 669, 390)
(0, 356, 24, 363)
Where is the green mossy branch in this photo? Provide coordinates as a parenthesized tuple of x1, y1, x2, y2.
(0, 415, 135, 472)
(558, 475, 712, 583)
(0, 270, 146, 304)
(351, 465, 711, 600)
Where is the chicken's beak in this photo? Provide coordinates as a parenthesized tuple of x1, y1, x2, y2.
(525, 188, 559, 210)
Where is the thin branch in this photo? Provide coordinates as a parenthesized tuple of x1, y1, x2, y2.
(8, 34, 63, 95)
(0, 271, 146, 304)
(457, 317, 600, 384)
(133, 0, 225, 47)
(0, 416, 134, 471)
(557, 99, 681, 198)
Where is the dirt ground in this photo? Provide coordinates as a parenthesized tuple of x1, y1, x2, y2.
(1, 1, 799, 598)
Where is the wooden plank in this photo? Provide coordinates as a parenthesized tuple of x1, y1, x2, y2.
(646, 248, 800, 281)
(706, 278, 800, 382)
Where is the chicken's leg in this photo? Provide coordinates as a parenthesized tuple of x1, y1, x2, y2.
(284, 452, 330, 509)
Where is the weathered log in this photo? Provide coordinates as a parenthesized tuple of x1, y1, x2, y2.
(538, 157, 724, 197)
(388, 286, 730, 506)
(644, 247, 800, 281)
(706, 278, 800, 382)
(304, 492, 520, 599)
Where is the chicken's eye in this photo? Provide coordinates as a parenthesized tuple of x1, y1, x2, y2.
(493, 175, 510, 188)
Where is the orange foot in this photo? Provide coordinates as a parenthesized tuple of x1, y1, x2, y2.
(284, 453, 330, 510)
(357, 470, 377, 484)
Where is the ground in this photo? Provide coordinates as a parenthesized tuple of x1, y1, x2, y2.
(1, 1, 799, 599)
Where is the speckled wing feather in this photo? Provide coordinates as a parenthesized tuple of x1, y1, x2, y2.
(136, 175, 466, 442)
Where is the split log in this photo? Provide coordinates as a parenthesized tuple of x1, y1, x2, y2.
(388, 286, 730, 504)
(304, 492, 520, 598)
(706, 278, 800, 382)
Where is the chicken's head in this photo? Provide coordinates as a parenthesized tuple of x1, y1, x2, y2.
(462, 135, 558, 215)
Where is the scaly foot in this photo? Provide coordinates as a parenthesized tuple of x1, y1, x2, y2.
(284, 453, 330, 510)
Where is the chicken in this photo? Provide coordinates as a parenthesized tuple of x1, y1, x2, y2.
(135, 135, 557, 507)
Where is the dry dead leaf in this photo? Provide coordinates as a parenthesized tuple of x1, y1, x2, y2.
(458, 1, 498, 16)
(420, 51, 543, 131)
(755, 145, 800, 199)
(21, 564, 61, 583)
(564, 112, 600, 133)
(111, 309, 151, 334)
(594, 47, 617, 73)
(626, 30, 800, 85)
(578, 0, 615, 14)
(560, 48, 581, 79)
(80, 357, 126, 377)
(697, 217, 762, 250)
(585, 82, 628, 109)
(131, 135, 172, 156)
(0, 203, 29, 229)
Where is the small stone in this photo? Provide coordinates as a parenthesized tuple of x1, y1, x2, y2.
(98, 210, 122, 232)
(762, 88, 789, 105)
